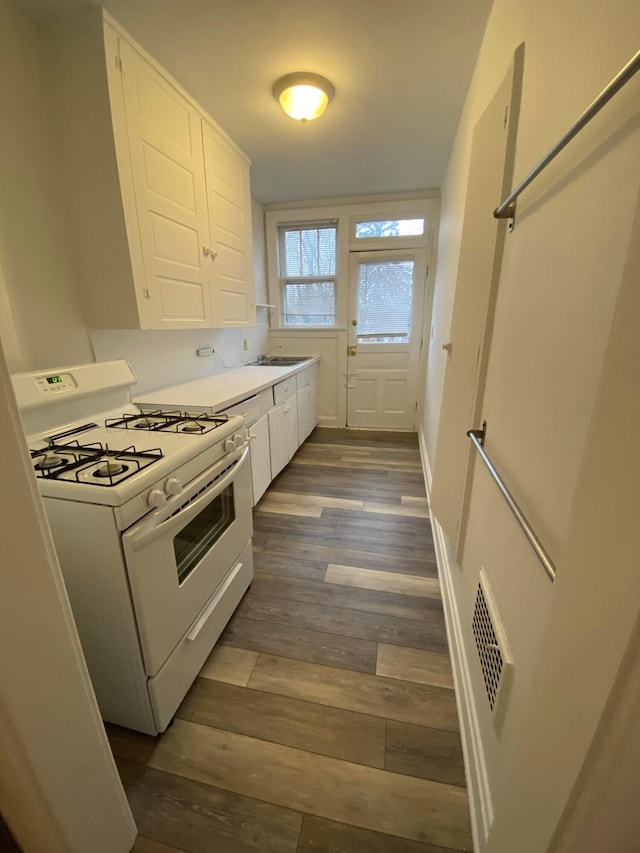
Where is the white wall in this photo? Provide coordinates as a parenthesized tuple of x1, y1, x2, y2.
(0, 336, 135, 853)
(485, 188, 640, 853)
(422, 0, 640, 846)
(0, 0, 93, 372)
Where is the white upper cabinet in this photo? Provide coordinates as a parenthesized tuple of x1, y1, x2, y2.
(49, 10, 253, 330)
(202, 121, 255, 327)
(117, 38, 212, 329)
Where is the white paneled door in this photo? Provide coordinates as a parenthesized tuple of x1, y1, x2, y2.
(429, 49, 523, 552)
(346, 249, 427, 429)
(119, 39, 212, 328)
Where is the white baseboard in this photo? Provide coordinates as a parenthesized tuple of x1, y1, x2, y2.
(317, 415, 338, 428)
(418, 427, 492, 851)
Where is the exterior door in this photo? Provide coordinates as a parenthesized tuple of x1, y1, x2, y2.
(346, 249, 427, 429)
(119, 39, 212, 329)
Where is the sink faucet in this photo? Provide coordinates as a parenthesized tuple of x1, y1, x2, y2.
(257, 345, 283, 364)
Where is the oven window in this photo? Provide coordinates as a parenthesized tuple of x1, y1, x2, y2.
(173, 484, 235, 584)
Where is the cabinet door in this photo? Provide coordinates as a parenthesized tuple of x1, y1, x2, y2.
(249, 414, 271, 505)
(119, 40, 212, 329)
(268, 396, 298, 478)
(202, 121, 255, 327)
(268, 403, 290, 479)
(297, 381, 318, 444)
(285, 396, 299, 459)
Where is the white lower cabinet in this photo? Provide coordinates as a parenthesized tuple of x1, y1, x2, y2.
(268, 395, 299, 479)
(249, 414, 271, 505)
(297, 381, 318, 444)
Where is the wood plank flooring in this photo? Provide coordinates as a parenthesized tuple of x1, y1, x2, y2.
(107, 428, 471, 853)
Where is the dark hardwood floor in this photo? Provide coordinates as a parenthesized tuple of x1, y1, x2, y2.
(107, 428, 472, 853)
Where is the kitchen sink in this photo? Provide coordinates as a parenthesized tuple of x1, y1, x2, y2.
(253, 356, 309, 366)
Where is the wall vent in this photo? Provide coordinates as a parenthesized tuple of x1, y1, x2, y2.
(472, 570, 513, 721)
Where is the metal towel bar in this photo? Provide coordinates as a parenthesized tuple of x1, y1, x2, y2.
(494, 50, 640, 220)
(467, 425, 556, 581)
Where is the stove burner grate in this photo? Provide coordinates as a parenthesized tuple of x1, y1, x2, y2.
(106, 410, 229, 434)
(30, 440, 163, 487)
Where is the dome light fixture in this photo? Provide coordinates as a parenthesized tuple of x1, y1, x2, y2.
(273, 72, 335, 123)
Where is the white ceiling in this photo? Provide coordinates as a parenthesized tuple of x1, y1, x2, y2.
(15, 0, 493, 203)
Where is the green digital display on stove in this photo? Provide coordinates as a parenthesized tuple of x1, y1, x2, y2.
(47, 375, 63, 384)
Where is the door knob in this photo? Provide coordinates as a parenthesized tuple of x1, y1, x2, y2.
(351, 320, 357, 326)
(442, 341, 452, 352)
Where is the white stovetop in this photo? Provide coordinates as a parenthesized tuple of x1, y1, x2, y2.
(28, 406, 243, 507)
(134, 359, 318, 413)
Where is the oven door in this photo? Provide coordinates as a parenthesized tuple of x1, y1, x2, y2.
(122, 444, 253, 676)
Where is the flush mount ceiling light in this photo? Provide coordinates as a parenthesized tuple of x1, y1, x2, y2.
(273, 72, 335, 123)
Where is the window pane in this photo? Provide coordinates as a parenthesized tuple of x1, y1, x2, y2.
(357, 260, 414, 343)
(279, 226, 336, 277)
(284, 280, 335, 326)
(355, 218, 424, 238)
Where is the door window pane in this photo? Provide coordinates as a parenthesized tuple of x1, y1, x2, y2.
(357, 260, 414, 343)
(355, 218, 424, 238)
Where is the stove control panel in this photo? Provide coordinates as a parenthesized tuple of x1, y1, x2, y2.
(35, 372, 77, 394)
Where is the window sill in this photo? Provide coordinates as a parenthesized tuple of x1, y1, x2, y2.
(271, 326, 346, 332)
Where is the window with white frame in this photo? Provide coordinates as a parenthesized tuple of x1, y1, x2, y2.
(277, 223, 337, 326)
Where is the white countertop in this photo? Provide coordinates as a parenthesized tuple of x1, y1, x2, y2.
(134, 358, 319, 413)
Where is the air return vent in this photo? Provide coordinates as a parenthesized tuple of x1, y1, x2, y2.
(472, 570, 513, 722)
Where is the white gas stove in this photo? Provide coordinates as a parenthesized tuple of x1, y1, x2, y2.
(13, 360, 254, 734)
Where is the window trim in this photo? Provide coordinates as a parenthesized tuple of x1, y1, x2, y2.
(265, 196, 439, 330)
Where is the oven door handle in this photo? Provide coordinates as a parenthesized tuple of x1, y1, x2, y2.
(127, 445, 249, 551)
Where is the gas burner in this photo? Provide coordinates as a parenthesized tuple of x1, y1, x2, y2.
(35, 452, 66, 470)
(180, 421, 205, 433)
(133, 418, 157, 429)
(95, 460, 127, 478)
